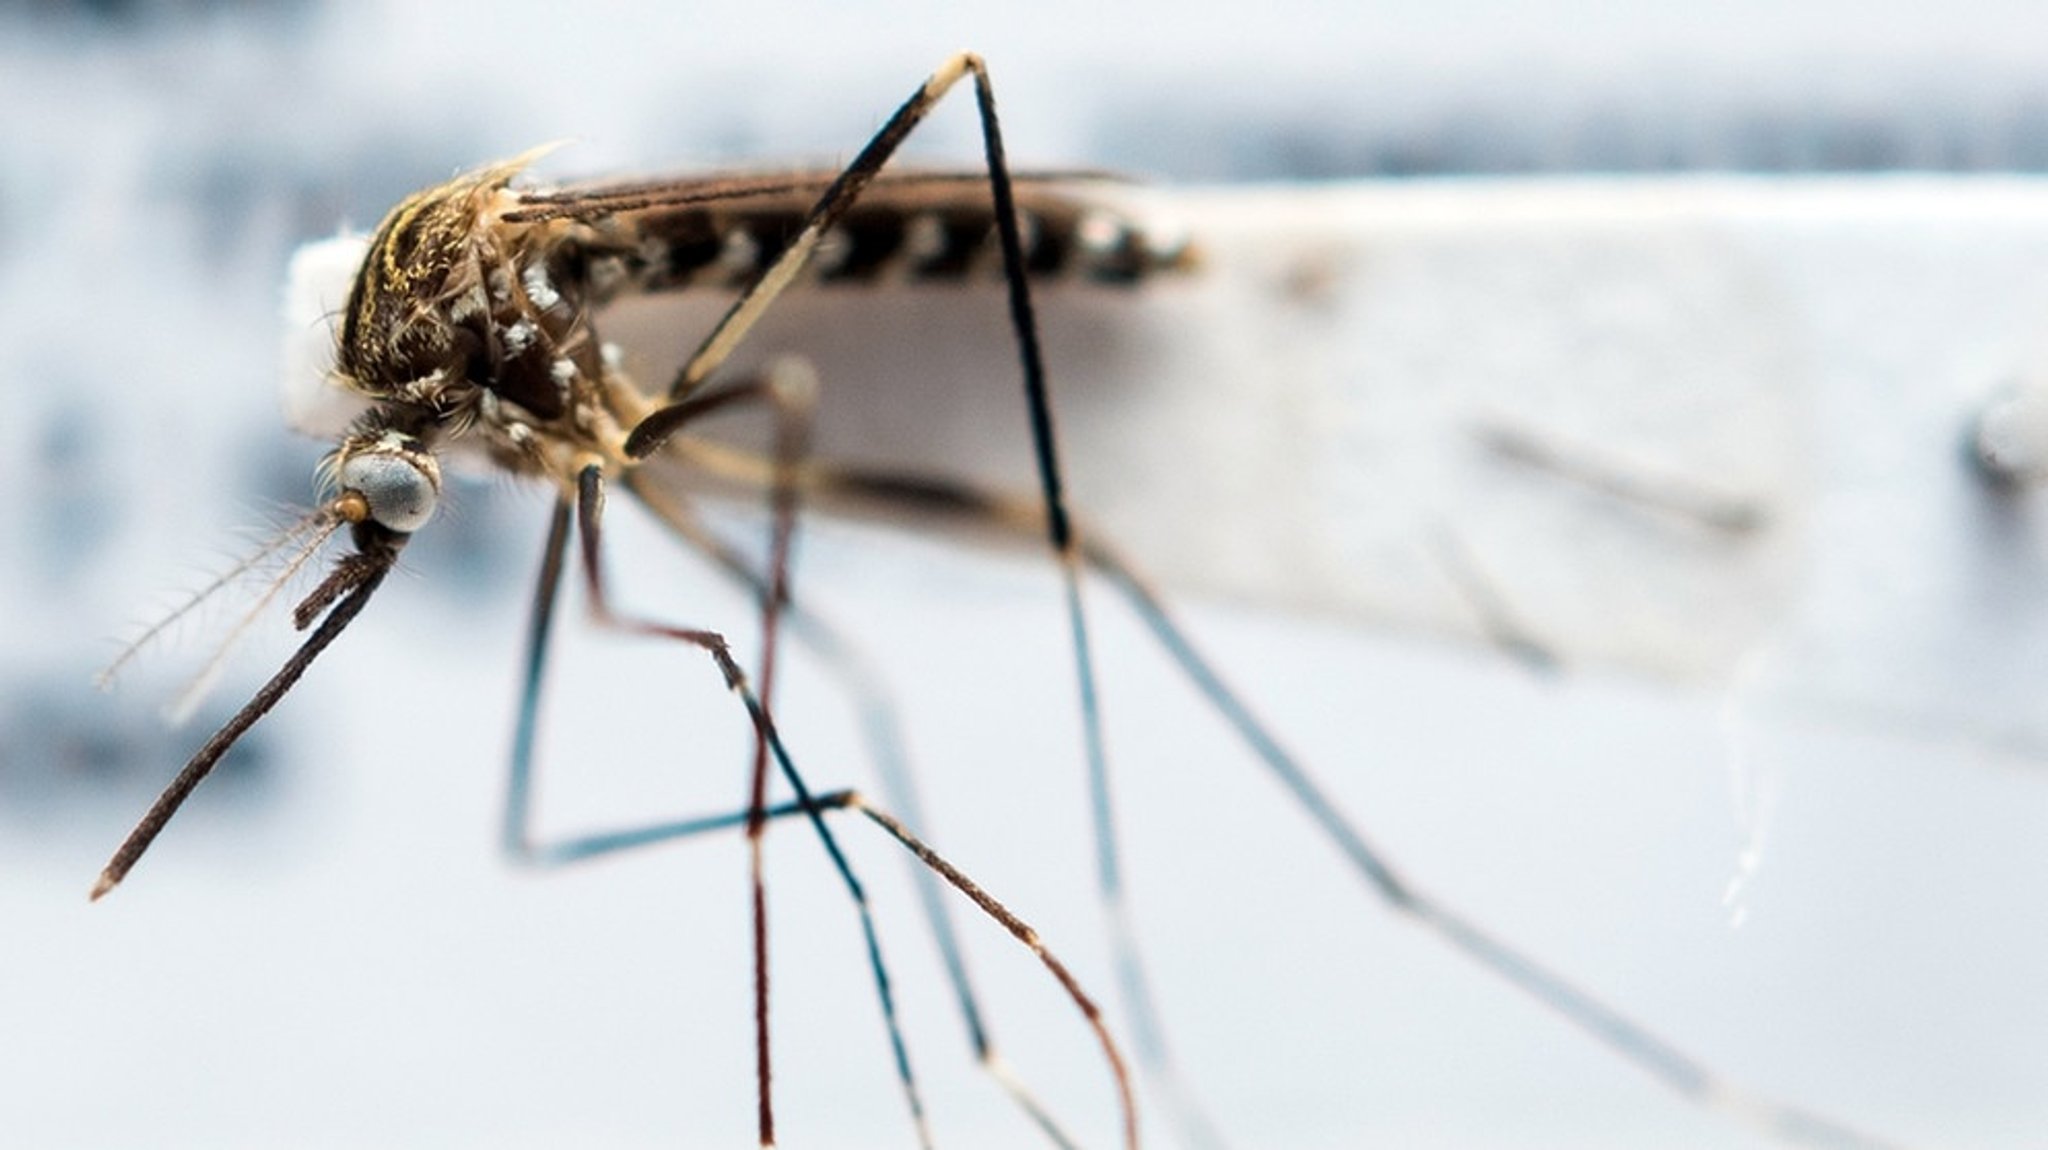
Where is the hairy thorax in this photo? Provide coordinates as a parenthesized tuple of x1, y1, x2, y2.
(337, 156, 629, 484)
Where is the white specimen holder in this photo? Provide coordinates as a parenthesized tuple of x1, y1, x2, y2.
(286, 177, 2048, 759)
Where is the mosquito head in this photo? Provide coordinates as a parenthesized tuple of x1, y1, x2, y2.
(329, 430, 442, 534)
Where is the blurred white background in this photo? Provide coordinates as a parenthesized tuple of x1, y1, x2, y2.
(5, 2, 2048, 1147)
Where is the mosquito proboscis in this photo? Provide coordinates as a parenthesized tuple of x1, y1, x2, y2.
(95, 53, 1901, 1149)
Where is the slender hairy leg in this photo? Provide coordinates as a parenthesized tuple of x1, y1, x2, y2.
(611, 50, 1225, 1147)
(724, 461, 1904, 1150)
(744, 360, 818, 1148)
(626, 53, 1043, 456)
(597, 51, 1167, 1146)
(625, 469, 1090, 1149)
(542, 46, 1888, 1146)
(497, 440, 1136, 1147)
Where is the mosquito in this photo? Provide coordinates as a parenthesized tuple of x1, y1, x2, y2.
(94, 53, 1900, 1148)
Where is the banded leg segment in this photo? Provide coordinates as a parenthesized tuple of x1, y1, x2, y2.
(626, 53, 1026, 458)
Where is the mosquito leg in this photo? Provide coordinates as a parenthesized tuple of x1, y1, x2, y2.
(624, 52, 1023, 460)
(575, 458, 936, 1147)
(502, 370, 798, 867)
(624, 470, 1090, 1150)
(945, 56, 1230, 1150)
(723, 467, 1226, 1147)
(743, 359, 821, 1149)
(784, 462, 1905, 1150)
(503, 366, 812, 868)
(847, 789, 1134, 1150)
(502, 492, 571, 866)
(495, 453, 1136, 1147)
(502, 448, 930, 1145)
(624, 51, 1235, 1149)
(531, 781, 1140, 1150)
(1083, 539, 1907, 1150)
(573, 47, 1154, 1148)
(620, 48, 1224, 1145)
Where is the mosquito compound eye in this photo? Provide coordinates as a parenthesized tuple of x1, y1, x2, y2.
(338, 448, 440, 533)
